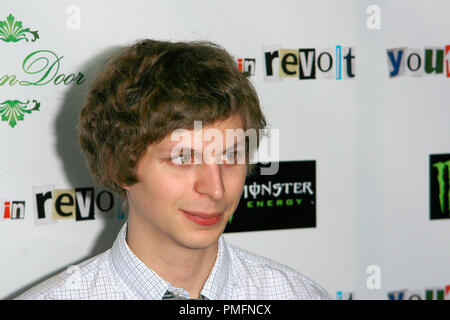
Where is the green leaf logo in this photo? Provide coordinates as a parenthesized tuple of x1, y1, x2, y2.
(0, 14, 39, 43)
(0, 100, 40, 128)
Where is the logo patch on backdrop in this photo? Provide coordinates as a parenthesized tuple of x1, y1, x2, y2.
(0, 99, 40, 128)
(386, 46, 450, 78)
(430, 153, 450, 220)
(388, 287, 449, 300)
(224, 160, 316, 233)
(236, 57, 256, 76)
(262, 45, 355, 81)
(1, 14, 85, 128)
(336, 291, 355, 300)
(0, 14, 39, 43)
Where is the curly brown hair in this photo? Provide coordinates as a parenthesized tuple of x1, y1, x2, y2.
(77, 39, 267, 207)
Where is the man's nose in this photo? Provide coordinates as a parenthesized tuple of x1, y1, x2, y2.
(194, 162, 225, 200)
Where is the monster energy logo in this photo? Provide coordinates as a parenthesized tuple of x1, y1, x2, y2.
(243, 181, 314, 199)
(224, 160, 316, 232)
(433, 160, 450, 215)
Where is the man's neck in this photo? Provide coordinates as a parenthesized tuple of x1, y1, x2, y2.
(125, 215, 218, 299)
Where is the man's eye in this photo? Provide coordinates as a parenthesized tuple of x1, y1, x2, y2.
(172, 154, 193, 165)
(170, 151, 243, 166)
(225, 152, 235, 161)
(223, 151, 240, 164)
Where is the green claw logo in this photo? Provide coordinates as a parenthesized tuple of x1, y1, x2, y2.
(0, 14, 39, 43)
(433, 161, 450, 215)
(0, 100, 40, 128)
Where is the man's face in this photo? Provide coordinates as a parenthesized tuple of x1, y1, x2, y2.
(124, 115, 247, 249)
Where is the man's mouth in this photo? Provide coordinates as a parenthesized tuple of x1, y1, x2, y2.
(179, 209, 223, 226)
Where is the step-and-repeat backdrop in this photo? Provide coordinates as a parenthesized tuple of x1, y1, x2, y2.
(1, 0, 449, 300)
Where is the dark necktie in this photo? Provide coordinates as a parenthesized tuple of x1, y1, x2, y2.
(162, 290, 209, 300)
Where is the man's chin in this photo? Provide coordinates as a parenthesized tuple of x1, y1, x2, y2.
(176, 231, 222, 250)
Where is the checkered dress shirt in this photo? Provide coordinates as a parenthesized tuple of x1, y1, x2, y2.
(16, 222, 329, 300)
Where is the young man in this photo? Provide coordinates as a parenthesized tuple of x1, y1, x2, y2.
(16, 39, 329, 300)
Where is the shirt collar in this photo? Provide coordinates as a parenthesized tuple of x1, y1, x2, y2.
(109, 221, 232, 300)
(199, 229, 232, 300)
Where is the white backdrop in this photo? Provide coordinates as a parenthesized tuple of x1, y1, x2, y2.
(0, 0, 449, 300)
